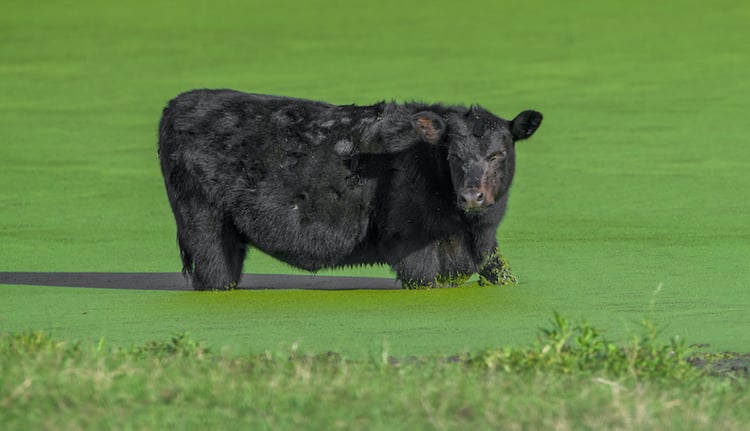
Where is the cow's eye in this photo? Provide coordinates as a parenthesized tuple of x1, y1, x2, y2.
(488, 151, 505, 162)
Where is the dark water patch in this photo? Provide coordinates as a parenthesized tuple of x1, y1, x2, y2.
(688, 352, 750, 379)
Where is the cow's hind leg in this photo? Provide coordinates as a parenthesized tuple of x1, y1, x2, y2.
(175, 200, 247, 291)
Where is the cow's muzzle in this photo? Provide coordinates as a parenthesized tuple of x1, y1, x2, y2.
(459, 187, 491, 212)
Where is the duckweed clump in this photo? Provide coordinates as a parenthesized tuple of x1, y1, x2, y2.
(479, 249, 518, 286)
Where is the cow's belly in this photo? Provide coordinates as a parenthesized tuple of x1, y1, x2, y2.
(231, 173, 377, 269)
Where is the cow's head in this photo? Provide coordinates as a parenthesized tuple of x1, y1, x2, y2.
(412, 106, 542, 214)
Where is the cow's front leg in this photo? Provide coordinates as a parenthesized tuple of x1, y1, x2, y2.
(478, 247, 518, 286)
(397, 237, 477, 289)
(394, 243, 441, 289)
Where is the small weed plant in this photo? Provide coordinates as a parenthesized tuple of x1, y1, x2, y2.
(473, 313, 695, 381)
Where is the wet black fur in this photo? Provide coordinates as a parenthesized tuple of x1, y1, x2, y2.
(158, 89, 542, 290)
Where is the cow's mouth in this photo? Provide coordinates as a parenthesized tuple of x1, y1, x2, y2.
(461, 203, 489, 214)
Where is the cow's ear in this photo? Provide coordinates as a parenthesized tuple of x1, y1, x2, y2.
(413, 111, 446, 144)
(510, 110, 543, 141)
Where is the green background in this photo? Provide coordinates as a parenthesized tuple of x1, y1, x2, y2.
(1, 0, 748, 357)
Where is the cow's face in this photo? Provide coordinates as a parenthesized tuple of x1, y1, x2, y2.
(413, 107, 542, 214)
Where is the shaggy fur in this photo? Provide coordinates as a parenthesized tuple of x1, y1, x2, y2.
(158, 89, 542, 290)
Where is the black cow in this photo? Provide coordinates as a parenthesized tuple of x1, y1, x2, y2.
(158, 89, 542, 290)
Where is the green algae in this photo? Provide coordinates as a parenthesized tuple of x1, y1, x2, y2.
(1, 0, 749, 357)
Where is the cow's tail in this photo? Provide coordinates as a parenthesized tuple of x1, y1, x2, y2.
(178, 236, 194, 283)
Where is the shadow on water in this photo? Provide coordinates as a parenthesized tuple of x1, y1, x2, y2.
(0, 272, 401, 291)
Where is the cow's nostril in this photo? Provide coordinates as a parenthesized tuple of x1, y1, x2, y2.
(476, 192, 485, 203)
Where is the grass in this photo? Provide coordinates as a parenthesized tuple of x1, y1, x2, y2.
(2, 316, 748, 430)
